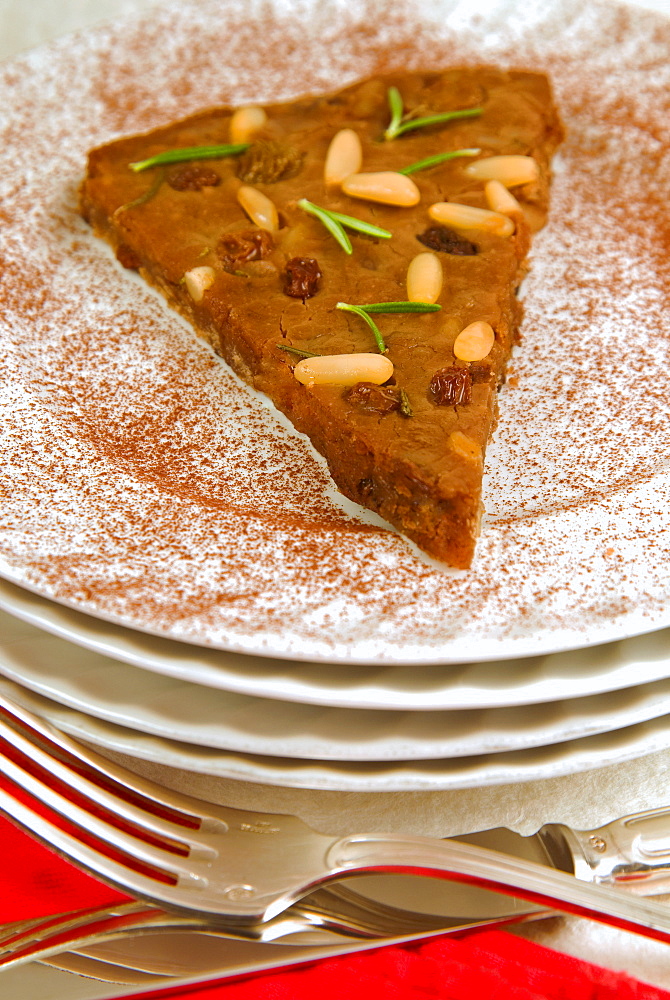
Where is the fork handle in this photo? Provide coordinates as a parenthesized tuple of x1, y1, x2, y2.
(328, 832, 670, 945)
(543, 807, 670, 895)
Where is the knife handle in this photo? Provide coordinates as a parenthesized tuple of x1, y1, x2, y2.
(543, 807, 670, 896)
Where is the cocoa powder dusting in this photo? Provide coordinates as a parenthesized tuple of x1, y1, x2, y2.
(0, 0, 669, 663)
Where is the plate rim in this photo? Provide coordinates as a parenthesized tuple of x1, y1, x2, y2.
(1, 577, 669, 713)
(1, 0, 670, 664)
(4, 673, 670, 792)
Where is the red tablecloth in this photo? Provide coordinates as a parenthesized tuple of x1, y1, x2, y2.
(2, 813, 668, 1000)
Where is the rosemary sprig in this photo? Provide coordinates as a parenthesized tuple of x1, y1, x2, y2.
(398, 148, 481, 175)
(114, 167, 165, 216)
(276, 344, 320, 359)
(384, 87, 483, 141)
(336, 300, 442, 354)
(337, 303, 387, 353)
(129, 143, 250, 173)
(298, 199, 392, 255)
(299, 199, 351, 253)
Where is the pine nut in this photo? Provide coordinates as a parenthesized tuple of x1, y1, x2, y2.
(237, 185, 279, 232)
(229, 106, 267, 144)
(428, 201, 514, 237)
(484, 179, 522, 216)
(293, 353, 394, 387)
(406, 252, 443, 304)
(463, 155, 539, 186)
(341, 172, 420, 207)
(324, 129, 363, 187)
(449, 430, 482, 464)
(183, 266, 216, 302)
(453, 321, 495, 362)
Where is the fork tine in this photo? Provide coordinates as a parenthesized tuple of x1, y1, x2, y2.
(0, 750, 189, 891)
(0, 699, 205, 830)
(0, 702, 219, 892)
(0, 689, 345, 922)
(0, 901, 192, 970)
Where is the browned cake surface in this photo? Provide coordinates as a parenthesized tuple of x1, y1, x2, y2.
(80, 68, 563, 567)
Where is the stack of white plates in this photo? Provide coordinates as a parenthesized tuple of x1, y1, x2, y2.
(2, 578, 670, 792)
(1, 0, 669, 793)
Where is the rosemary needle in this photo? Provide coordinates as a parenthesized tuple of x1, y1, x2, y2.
(130, 143, 250, 172)
(276, 344, 320, 359)
(114, 167, 165, 215)
(355, 301, 441, 315)
(398, 148, 481, 175)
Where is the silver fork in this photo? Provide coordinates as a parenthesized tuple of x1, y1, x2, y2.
(0, 892, 532, 971)
(2, 690, 670, 949)
(2, 879, 525, 971)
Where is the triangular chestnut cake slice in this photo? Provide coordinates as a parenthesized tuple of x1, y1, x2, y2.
(80, 68, 563, 567)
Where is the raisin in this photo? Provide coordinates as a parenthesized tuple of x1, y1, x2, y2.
(430, 367, 472, 406)
(283, 257, 322, 300)
(218, 229, 274, 269)
(345, 382, 402, 414)
(235, 141, 304, 184)
(417, 226, 478, 256)
(115, 244, 141, 269)
(167, 165, 221, 191)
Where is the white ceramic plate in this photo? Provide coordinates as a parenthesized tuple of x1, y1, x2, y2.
(4, 672, 670, 790)
(1, 0, 669, 665)
(2, 578, 670, 711)
(5, 607, 670, 761)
